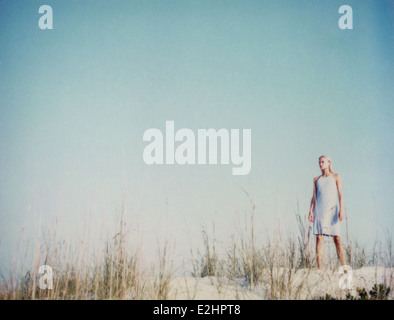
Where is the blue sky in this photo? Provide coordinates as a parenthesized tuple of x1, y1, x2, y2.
(0, 0, 393, 271)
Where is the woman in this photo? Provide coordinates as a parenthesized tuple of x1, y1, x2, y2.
(308, 155, 347, 270)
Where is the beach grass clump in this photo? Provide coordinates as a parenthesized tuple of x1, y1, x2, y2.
(0, 216, 171, 300)
(1, 200, 393, 300)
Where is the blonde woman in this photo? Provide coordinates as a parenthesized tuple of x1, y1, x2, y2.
(308, 155, 347, 270)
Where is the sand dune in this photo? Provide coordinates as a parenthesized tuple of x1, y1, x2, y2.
(147, 267, 394, 300)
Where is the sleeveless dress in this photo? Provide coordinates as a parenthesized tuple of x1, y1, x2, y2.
(313, 174, 340, 236)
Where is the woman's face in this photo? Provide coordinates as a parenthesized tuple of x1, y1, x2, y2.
(319, 157, 330, 170)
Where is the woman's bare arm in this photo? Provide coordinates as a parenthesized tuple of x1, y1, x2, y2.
(308, 177, 318, 222)
(335, 174, 345, 221)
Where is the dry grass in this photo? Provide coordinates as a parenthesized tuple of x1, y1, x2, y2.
(189, 201, 394, 300)
(0, 215, 174, 300)
(1, 201, 393, 300)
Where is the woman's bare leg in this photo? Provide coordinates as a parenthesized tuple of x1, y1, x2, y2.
(316, 235, 324, 270)
(333, 236, 347, 266)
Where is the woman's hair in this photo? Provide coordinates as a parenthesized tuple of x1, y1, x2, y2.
(319, 155, 334, 174)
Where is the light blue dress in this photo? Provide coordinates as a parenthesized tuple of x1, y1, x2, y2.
(313, 174, 340, 236)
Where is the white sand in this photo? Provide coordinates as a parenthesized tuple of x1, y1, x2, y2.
(153, 266, 394, 300)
